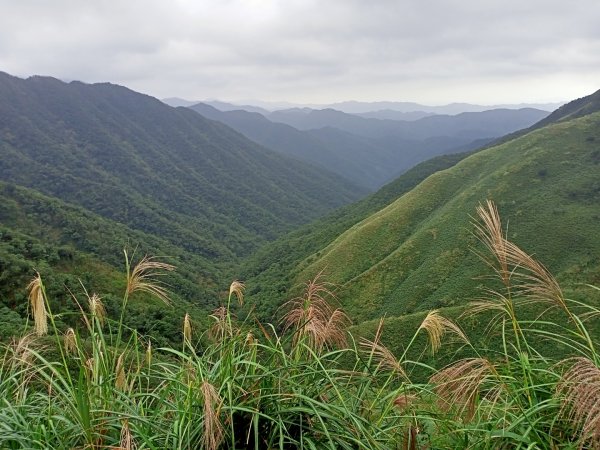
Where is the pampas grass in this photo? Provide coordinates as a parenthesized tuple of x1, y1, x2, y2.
(125, 252, 174, 304)
(27, 273, 47, 336)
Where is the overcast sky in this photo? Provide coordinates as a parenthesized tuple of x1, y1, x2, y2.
(1, 0, 599, 105)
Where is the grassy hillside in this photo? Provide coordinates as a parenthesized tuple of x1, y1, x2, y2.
(295, 111, 600, 322)
(241, 152, 472, 318)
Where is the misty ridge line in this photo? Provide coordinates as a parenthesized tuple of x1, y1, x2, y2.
(163, 96, 564, 116)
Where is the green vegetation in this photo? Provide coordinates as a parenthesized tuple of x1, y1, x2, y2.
(2, 203, 600, 449)
(289, 110, 600, 324)
(242, 152, 471, 320)
(0, 71, 365, 345)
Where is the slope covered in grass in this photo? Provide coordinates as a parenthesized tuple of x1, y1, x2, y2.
(241, 152, 472, 318)
(294, 111, 600, 322)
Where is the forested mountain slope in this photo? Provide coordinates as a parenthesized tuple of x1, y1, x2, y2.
(0, 72, 364, 262)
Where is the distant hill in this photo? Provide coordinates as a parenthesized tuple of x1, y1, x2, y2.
(268, 107, 549, 140)
(190, 102, 544, 190)
(189, 103, 403, 190)
(325, 100, 563, 114)
(161, 97, 200, 107)
(355, 110, 434, 121)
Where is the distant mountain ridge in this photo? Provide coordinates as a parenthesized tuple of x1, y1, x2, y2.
(163, 97, 563, 115)
(190, 101, 548, 190)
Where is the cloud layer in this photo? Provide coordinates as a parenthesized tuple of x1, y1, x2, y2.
(1, 0, 599, 103)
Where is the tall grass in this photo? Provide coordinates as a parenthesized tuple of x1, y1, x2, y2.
(1, 202, 600, 449)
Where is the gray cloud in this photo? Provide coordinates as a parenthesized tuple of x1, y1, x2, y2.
(0, 0, 599, 104)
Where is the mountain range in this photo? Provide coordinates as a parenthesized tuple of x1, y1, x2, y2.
(0, 71, 365, 340)
(189, 102, 547, 190)
(1, 70, 597, 350)
(162, 97, 562, 115)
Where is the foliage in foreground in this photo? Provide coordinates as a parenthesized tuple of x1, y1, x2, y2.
(1, 202, 600, 449)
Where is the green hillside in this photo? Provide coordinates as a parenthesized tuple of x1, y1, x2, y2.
(0, 182, 220, 343)
(295, 111, 600, 322)
(241, 152, 472, 318)
(0, 71, 365, 343)
(0, 72, 364, 262)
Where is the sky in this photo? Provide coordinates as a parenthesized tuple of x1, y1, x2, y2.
(1, 0, 599, 105)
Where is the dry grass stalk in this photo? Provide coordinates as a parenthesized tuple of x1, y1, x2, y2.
(556, 357, 600, 448)
(359, 337, 408, 380)
(27, 273, 47, 336)
(229, 280, 245, 306)
(208, 306, 231, 342)
(182, 313, 192, 345)
(430, 357, 496, 420)
(201, 380, 223, 450)
(119, 418, 136, 450)
(473, 200, 567, 312)
(126, 254, 174, 304)
(88, 293, 107, 326)
(419, 310, 469, 355)
(64, 328, 77, 354)
(281, 272, 350, 350)
(115, 353, 127, 390)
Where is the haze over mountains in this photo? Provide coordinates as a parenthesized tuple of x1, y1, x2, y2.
(189, 101, 548, 190)
(162, 97, 563, 115)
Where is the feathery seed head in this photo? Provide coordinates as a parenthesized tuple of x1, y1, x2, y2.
(11, 334, 36, 367)
(281, 271, 349, 350)
(201, 381, 223, 450)
(557, 357, 600, 448)
(64, 328, 77, 354)
(183, 313, 192, 345)
(430, 357, 497, 420)
(208, 306, 231, 342)
(126, 253, 175, 304)
(88, 293, 106, 326)
(359, 337, 408, 380)
(27, 273, 48, 336)
(229, 280, 245, 306)
(419, 310, 469, 355)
